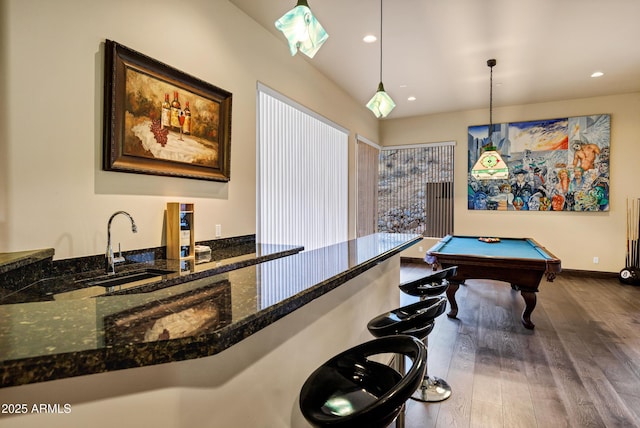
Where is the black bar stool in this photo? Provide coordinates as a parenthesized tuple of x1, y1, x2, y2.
(299, 335, 427, 428)
(367, 296, 447, 426)
(398, 266, 457, 402)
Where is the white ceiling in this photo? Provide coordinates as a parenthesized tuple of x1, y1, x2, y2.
(230, 0, 640, 119)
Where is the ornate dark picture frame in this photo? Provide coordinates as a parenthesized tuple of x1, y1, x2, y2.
(103, 39, 232, 181)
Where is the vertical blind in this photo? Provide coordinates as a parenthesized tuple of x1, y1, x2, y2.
(257, 84, 349, 251)
(378, 142, 455, 238)
(356, 136, 380, 237)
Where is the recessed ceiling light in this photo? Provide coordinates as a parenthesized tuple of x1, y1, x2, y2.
(363, 34, 377, 43)
(591, 71, 604, 78)
(408, 96, 416, 101)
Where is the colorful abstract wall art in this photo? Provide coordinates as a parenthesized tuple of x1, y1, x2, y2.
(468, 114, 610, 211)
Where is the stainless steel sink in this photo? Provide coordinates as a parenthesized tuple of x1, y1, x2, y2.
(86, 268, 175, 288)
(51, 268, 178, 298)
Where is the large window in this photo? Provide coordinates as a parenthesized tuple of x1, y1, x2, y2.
(377, 142, 455, 238)
(257, 83, 349, 251)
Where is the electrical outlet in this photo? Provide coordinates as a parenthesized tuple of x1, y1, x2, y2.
(593, 256, 599, 264)
(418, 246, 424, 252)
(215, 224, 222, 238)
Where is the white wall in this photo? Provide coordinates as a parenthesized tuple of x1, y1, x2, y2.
(3, 0, 638, 273)
(0, 0, 378, 259)
(385, 93, 640, 272)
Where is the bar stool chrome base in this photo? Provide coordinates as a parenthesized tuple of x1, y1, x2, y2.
(398, 267, 458, 404)
(411, 375, 452, 402)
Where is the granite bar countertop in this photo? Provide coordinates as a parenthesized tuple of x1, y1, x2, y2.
(0, 233, 421, 387)
(0, 238, 304, 303)
(0, 249, 55, 275)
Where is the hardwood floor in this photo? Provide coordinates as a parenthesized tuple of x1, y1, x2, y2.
(399, 263, 640, 428)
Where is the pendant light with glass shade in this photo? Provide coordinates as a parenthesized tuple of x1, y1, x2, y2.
(275, 0, 328, 59)
(366, 0, 396, 118)
(471, 59, 509, 180)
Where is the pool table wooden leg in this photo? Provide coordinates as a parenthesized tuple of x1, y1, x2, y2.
(445, 281, 460, 319)
(520, 289, 536, 329)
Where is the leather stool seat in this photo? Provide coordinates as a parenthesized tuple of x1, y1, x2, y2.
(299, 335, 427, 428)
(367, 297, 446, 339)
(398, 266, 457, 297)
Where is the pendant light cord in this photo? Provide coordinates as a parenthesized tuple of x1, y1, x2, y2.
(379, 0, 383, 83)
(489, 62, 493, 140)
(487, 59, 496, 145)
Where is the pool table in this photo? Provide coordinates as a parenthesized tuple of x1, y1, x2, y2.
(425, 235, 561, 329)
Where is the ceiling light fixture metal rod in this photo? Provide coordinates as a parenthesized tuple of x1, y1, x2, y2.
(488, 58, 496, 143)
(379, 0, 383, 82)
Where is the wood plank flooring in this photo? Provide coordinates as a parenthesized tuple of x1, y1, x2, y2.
(399, 263, 640, 428)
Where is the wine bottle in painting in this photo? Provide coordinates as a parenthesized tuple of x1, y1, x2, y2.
(170, 91, 181, 131)
(161, 93, 171, 129)
(178, 111, 185, 141)
(183, 101, 191, 135)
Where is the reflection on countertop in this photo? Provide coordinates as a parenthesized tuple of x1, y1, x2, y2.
(0, 233, 421, 388)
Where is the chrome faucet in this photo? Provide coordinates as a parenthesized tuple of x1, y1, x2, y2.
(106, 211, 137, 275)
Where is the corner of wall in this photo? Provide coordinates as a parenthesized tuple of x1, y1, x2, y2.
(0, 0, 9, 251)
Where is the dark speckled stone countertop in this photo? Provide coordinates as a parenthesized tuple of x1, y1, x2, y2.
(0, 233, 420, 388)
(0, 249, 55, 275)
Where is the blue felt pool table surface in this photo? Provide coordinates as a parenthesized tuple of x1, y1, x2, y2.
(432, 236, 555, 260)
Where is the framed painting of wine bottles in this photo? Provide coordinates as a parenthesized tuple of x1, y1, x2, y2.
(103, 39, 232, 182)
